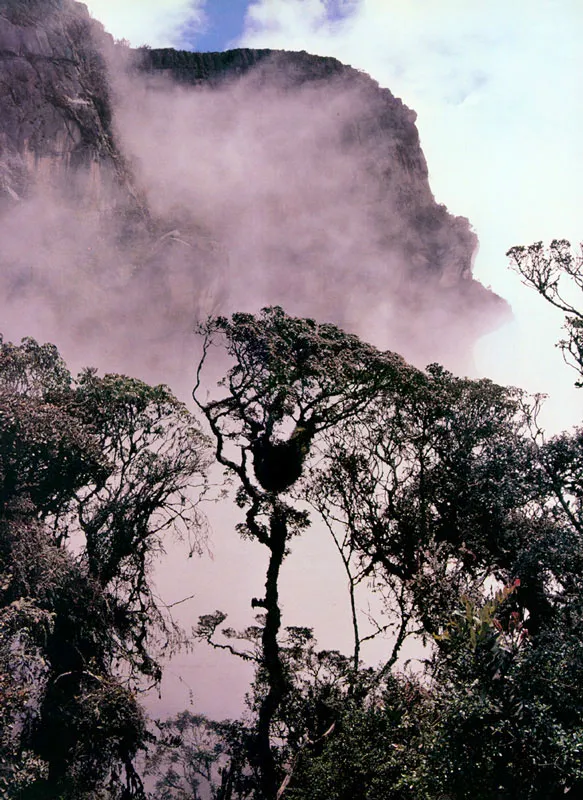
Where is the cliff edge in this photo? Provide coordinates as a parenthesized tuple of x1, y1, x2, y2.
(0, 0, 507, 367)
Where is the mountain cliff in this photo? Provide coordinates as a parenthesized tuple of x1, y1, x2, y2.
(0, 0, 507, 370)
(0, 0, 117, 199)
(138, 46, 468, 281)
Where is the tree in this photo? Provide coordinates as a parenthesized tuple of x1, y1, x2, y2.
(193, 307, 415, 799)
(146, 712, 255, 800)
(0, 335, 210, 798)
(166, 304, 583, 800)
(507, 239, 583, 385)
(306, 362, 583, 797)
(305, 364, 535, 651)
(412, 574, 583, 799)
(280, 670, 425, 800)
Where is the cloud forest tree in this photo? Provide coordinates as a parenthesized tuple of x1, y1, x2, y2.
(186, 307, 583, 800)
(306, 365, 535, 639)
(193, 307, 415, 800)
(508, 239, 583, 386)
(303, 375, 583, 797)
(0, 335, 209, 799)
(8, 309, 580, 797)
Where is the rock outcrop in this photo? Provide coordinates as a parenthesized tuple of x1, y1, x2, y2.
(0, 0, 119, 202)
(0, 0, 507, 369)
(137, 47, 477, 288)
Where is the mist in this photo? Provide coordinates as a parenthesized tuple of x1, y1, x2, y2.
(234, 0, 583, 437)
(1, 41, 506, 386)
(0, 14, 515, 721)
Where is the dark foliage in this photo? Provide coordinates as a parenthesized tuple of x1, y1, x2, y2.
(0, 334, 209, 798)
(3, 303, 583, 799)
(182, 308, 583, 800)
(508, 239, 583, 386)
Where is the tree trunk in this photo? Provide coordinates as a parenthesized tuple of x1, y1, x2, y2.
(254, 504, 288, 799)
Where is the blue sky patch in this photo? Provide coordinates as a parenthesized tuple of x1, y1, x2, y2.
(181, 0, 250, 52)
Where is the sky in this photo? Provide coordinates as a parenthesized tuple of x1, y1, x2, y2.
(82, 0, 583, 429)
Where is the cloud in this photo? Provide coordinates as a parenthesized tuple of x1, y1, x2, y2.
(4, 54, 477, 716)
(0, 37, 505, 394)
(238, 0, 583, 430)
(239, 0, 583, 222)
(241, 0, 583, 252)
(244, 0, 332, 35)
(82, 0, 208, 47)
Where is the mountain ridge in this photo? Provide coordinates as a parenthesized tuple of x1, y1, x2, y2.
(0, 0, 507, 369)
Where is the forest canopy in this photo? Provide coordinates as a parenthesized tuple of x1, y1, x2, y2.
(1, 294, 583, 799)
(0, 335, 210, 798)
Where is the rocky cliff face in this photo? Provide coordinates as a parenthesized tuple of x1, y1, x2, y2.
(136, 48, 480, 291)
(0, 0, 506, 372)
(0, 0, 117, 201)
